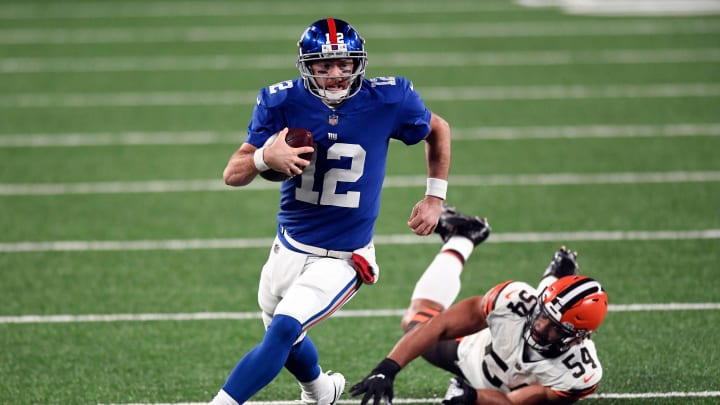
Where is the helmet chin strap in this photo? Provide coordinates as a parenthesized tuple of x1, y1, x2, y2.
(318, 88, 349, 102)
(308, 76, 351, 105)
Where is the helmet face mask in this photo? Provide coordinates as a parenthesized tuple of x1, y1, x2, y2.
(297, 18, 368, 105)
(524, 276, 608, 356)
(524, 301, 584, 356)
(305, 58, 356, 103)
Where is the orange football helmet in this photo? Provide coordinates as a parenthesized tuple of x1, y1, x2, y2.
(525, 275, 608, 355)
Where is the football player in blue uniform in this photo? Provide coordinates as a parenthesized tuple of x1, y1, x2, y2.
(211, 18, 451, 405)
(350, 206, 608, 405)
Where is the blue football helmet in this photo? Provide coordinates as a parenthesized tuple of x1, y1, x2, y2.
(297, 18, 368, 105)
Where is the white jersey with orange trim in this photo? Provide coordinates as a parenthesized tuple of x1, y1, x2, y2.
(456, 280, 602, 400)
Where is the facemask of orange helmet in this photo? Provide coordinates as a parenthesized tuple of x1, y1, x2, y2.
(525, 276, 608, 356)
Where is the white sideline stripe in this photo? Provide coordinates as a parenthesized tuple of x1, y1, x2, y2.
(0, 1, 515, 20)
(3, 48, 720, 73)
(2, 303, 719, 324)
(1, 83, 719, 108)
(1, 171, 719, 196)
(2, 123, 720, 147)
(2, 229, 720, 253)
(1, 20, 719, 44)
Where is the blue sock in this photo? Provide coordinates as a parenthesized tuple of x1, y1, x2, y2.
(285, 335, 321, 382)
(222, 315, 302, 402)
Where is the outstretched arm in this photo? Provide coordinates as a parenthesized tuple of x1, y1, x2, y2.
(350, 296, 486, 405)
(388, 296, 485, 367)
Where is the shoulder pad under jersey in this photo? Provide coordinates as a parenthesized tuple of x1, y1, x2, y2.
(553, 340, 603, 400)
(257, 79, 298, 108)
(482, 280, 537, 318)
(365, 76, 413, 104)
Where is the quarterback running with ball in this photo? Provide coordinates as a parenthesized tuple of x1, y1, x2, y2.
(211, 17, 451, 405)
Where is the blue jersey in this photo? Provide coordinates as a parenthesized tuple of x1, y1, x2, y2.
(246, 76, 432, 251)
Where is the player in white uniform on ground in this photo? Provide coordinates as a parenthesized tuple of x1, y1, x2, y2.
(350, 205, 608, 405)
(212, 17, 451, 405)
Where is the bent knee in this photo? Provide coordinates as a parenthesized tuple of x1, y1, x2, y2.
(401, 299, 446, 332)
(266, 314, 303, 345)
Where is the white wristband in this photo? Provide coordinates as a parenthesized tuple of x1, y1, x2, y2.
(426, 178, 448, 200)
(253, 147, 270, 172)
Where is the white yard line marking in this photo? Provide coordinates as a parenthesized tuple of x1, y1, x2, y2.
(592, 391, 720, 398)
(1, 171, 718, 196)
(420, 83, 720, 101)
(0, 1, 515, 20)
(1, 20, 719, 44)
(114, 390, 720, 404)
(440, 171, 720, 186)
(452, 123, 720, 140)
(1, 83, 719, 108)
(1, 229, 719, 253)
(0, 131, 235, 147)
(103, 390, 720, 404)
(520, 0, 720, 17)
(2, 49, 719, 73)
(2, 123, 719, 147)
(2, 303, 719, 324)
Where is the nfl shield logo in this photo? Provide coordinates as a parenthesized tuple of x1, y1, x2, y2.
(328, 114, 339, 126)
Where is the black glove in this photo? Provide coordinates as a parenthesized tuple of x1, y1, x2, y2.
(349, 358, 402, 405)
(442, 377, 478, 405)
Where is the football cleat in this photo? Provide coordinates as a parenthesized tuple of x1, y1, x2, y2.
(301, 370, 345, 405)
(542, 246, 580, 279)
(434, 203, 491, 246)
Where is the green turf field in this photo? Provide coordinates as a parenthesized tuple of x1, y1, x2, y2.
(1, 1, 719, 404)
